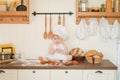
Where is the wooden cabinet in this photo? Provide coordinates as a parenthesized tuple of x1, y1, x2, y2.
(51, 70, 67, 80)
(0, 69, 117, 80)
(83, 70, 116, 80)
(0, 0, 29, 24)
(51, 70, 116, 80)
(18, 69, 49, 80)
(0, 69, 17, 80)
(50, 70, 83, 80)
(76, 0, 120, 24)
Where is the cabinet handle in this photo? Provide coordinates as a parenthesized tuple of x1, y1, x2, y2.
(95, 71, 103, 74)
(65, 71, 68, 74)
(0, 70, 5, 74)
(33, 71, 36, 73)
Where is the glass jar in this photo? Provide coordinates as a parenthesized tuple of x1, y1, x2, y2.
(79, 0, 88, 12)
(0, 1, 8, 11)
(101, 4, 105, 12)
(113, 0, 120, 12)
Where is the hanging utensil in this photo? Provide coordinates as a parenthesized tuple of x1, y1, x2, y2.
(48, 15, 53, 39)
(63, 14, 65, 26)
(16, 0, 27, 11)
(43, 15, 47, 39)
(58, 14, 61, 25)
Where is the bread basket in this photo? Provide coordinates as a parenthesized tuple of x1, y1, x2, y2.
(70, 48, 85, 62)
(86, 56, 103, 64)
(85, 50, 104, 64)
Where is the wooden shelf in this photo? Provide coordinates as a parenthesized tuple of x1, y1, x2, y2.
(0, 0, 29, 24)
(0, 11, 28, 17)
(78, 12, 120, 18)
(76, 0, 120, 24)
(0, 59, 15, 64)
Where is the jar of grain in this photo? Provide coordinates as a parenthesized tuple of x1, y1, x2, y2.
(79, 0, 88, 12)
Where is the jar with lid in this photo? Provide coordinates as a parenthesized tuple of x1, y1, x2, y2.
(79, 0, 88, 12)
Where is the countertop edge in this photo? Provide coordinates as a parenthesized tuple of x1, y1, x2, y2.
(0, 59, 118, 70)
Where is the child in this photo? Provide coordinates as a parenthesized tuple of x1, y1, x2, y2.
(39, 25, 72, 64)
(39, 25, 72, 65)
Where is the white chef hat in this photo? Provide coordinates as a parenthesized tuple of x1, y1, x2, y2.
(53, 25, 68, 41)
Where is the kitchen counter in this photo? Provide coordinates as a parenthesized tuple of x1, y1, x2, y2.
(0, 59, 117, 70)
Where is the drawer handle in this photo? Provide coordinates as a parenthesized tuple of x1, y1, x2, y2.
(95, 71, 103, 74)
(65, 71, 68, 74)
(0, 70, 5, 74)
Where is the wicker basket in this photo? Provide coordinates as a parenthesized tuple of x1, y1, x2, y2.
(86, 56, 103, 64)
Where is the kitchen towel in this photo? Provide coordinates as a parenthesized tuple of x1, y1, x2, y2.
(111, 20, 120, 40)
(99, 17, 111, 40)
(88, 18, 99, 36)
(76, 19, 88, 40)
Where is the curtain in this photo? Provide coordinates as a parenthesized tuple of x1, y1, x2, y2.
(117, 23, 120, 80)
(118, 42, 120, 80)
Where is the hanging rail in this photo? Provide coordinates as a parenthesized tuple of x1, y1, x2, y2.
(32, 11, 74, 16)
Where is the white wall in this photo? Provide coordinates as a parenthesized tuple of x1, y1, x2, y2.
(0, 0, 118, 65)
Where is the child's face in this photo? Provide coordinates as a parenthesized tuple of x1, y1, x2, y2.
(53, 35, 62, 44)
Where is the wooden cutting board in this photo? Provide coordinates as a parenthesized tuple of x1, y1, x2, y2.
(0, 59, 15, 64)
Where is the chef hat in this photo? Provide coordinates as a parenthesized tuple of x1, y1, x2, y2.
(53, 25, 68, 41)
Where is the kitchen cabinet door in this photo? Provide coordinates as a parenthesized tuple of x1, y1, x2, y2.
(0, 69, 17, 80)
(18, 69, 49, 80)
(50, 70, 83, 80)
(67, 70, 83, 80)
(83, 70, 116, 80)
(50, 70, 67, 80)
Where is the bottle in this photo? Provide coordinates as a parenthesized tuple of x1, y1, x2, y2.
(119, 0, 120, 12)
(113, 0, 119, 12)
(1, 52, 5, 60)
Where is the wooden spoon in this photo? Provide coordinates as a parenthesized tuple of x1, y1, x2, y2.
(58, 15, 61, 25)
(43, 15, 47, 39)
(63, 15, 65, 26)
(48, 15, 53, 39)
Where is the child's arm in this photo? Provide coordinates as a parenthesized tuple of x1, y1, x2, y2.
(49, 43, 56, 54)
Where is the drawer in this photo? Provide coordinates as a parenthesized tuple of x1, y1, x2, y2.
(83, 70, 116, 80)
